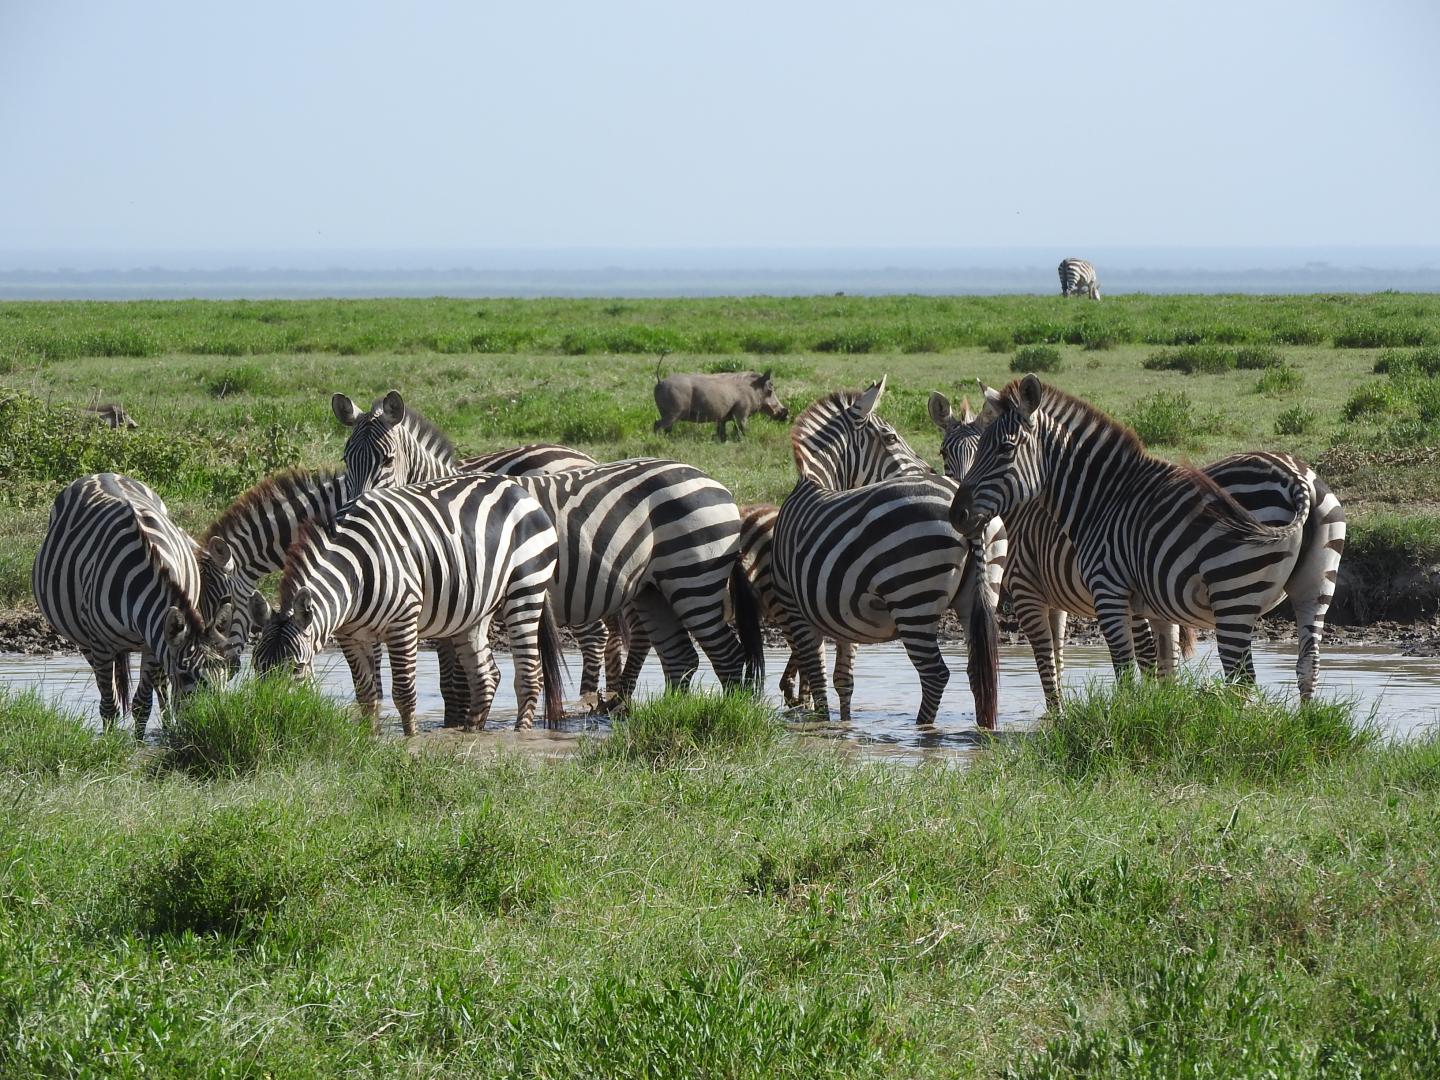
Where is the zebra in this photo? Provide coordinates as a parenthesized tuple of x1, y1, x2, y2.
(948, 375, 1326, 694)
(772, 379, 1000, 728)
(251, 472, 564, 733)
(330, 392, 623, 708)
(1058, 258, 1101, 300)
(735, 505, 808, 707)
(332, 391, 764, 697)
(935, 386, 1344, 702)
(32, 474, 238, 734)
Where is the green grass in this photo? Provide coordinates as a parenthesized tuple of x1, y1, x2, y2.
(0, 687, 132, 776)
(1011, 343, 1063, 373)
(586, 689, 782, 766)
(0, 679, 1436, 1075)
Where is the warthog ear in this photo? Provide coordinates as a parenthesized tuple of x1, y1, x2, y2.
(960, 396, 977, 424)
(979, 381, 1004, 422)
(332, 393, 362, 427)
(853, 375, 887, 421)
(248, 591, 273, 630)
(1018, 373, 1044, 418)
(381, 390, 406, 426)
(163, 607, 189, 649)
(927, 391, 953, 430)
(205, 535, 236, 576)
(756, 368, 773, 385)
(291, 587, 316, 630)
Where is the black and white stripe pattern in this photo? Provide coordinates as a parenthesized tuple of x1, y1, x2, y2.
(464, 443, 599, 475)
(773, 380, 999, 728)
(950, 376, 1315, 691)
(736, 504, 810, 708)
(1058, 257, 1101, 300)
(333, 392, 763, 696)
(32, 474, 236, 733)
(252, 473, 563, 732)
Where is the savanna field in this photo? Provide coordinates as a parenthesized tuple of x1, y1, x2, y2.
(3, 295, 1440, 1076)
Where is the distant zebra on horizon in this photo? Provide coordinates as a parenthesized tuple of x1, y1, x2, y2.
(1058, 257, 1101, 300)
(253, 472, 564, 733)
(32, 474, 238, 733)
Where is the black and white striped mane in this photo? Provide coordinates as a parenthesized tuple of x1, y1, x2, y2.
(204, 468, 345, 546)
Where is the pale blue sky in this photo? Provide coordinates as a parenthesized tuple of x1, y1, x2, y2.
(2, 0, 1437, 254)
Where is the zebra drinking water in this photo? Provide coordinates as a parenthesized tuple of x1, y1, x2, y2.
(252, 472, 564, 733)
(949, 375, 1325, 694)
(32, 474, 238, 734)
(772, 379, 1000, 728)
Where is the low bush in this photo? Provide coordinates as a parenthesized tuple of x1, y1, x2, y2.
(1268, 321, 1326, 346)
(1374, 346, 1440, 377)
(1233, 346, 1282, 370)
(1012, 344, 1062, 373)
(0, 688, 132, 776)
(1254, 365, 1302, 395)
(984, 334, 1012, 354)
(1143, 346, 1235, 375)
(589, 691, 781, 766)
(1334, 321, 1437, 349)
(201, 361, 279, 398)
(1274, 405, 1316, 436)
(1126, 391, 1221, 447)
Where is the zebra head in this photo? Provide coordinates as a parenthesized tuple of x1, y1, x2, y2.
(949, 374, 1047, 537)
(333, 390, 456, 496)
(790, 377, 929, 489)
(197, 535, 259, 675)
(252, 586, 321, 679)
(928, 390, 987, 481)
(160, 601, 236, 700)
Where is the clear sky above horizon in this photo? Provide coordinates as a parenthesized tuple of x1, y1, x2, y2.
(3, 0, 1438, 254)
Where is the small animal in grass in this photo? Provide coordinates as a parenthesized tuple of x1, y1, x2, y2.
(85, 403, 138, 429)
(653, 361, 789, 441)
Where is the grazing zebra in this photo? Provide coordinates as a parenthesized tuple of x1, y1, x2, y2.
(949, 375, 1324, 694)
(32, 474, 238, 733)
(772, 380, 1000, 728)
(1058, 258, 1101, 300)
(332, 391, 764, 696)
(330, 392, 622, 708)
(252, 473, 564, 733)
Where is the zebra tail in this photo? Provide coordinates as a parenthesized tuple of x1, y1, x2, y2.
(729, 561, 767, 688)
(538, 607, 567, 726)
(1179, 625, 1198, 660)
(963, 540, 1000, 730)
(115, 656, 132, 718)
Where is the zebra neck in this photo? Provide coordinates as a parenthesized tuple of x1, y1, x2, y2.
(209, 473, 349, 583)
(1036, 408, 1171, 541)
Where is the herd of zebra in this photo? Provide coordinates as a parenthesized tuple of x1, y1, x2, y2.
(32, 369, 1345, 737)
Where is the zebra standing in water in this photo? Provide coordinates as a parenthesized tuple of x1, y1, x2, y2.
(331, 394, 623, 709)
(252, 473, 564, 733)
(33, 474, 238, 733)
(1058, 258, 1101, 300)
(772, 380, 1000, 728)
(950, 375, 1324, 693)
(932, 388, 1345, 705)
(332, 391, 763, 697)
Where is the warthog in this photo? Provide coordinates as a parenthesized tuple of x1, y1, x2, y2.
(653, 367, 788, 441)
(85, 403, 138, 429)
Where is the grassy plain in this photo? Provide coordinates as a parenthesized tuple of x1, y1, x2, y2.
(2, 681, 1437, 1076)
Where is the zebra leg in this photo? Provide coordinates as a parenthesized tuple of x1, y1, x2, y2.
(452, 629, 500, 731)
(896, 618, 949, 726)
(85, 650, 125, 732)
(1213, 606, 1260, 687)
(603, 613, 627, 691)
(1151, 621, 1180, 679)
(629, 586, 700, 690)
(436, 639, 471, 729)
(574, 621, 607, 708)
(340, 638, 383, 734)
(385, 627, 421, 738)
(833, 640, 858, 723)
(1094, 598, 1139, 682)
(1015, 598, 1062, 710)
(788, 619, 830, 718)
(663, 585, 748, 689)
(1131, 616, 1159, 675)
(1050, 610, 1068, 687)
(613, 614, 651, 705)
(504, 607, 545, 731)
(134, 652, 160, 739)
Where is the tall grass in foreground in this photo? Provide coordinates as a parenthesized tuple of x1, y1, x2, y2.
(1021, 674, 1372, 784)
(587, 690, 781, 765)
(160, 677, 366, 777)
(0, 687, 132, 776)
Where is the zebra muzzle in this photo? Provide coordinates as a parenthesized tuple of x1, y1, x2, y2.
(949, 486, 980, 536)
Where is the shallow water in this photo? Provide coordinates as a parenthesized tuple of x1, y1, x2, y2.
(3, 639, 1436, 765)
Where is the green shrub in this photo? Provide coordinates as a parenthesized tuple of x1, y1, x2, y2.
(1343, 382, 1410, 421)
(201, 361, 279, 397)
(1013, 321, 1065, 346)
(589, 691, 780, 766)
(1012, 344, 1062, 373)
(1233, 346, 1282, 370)
(1334, 321, 1436, 348)
(1126, 391, 1220, 447)
(812, 328, 883, 354)
(738, 330, 793, 355)
(1142, 346, 1234, 375)
(1374, 346, 1440, 377)
(1268, 321, 1326, 346)
(160, 677, 367, 778)
(984, 334, 1012, 354)
(0, 688, 132, 776)
(1254, 365, 1302, 395)
(1273, 405, 1316, 436)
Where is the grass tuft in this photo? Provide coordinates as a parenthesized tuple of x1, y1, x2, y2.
(588, 690, 781, 766)
(0, 688, 132, 776)
(1126, 391, 1222, 447)
(1012, 344, 1063, 373)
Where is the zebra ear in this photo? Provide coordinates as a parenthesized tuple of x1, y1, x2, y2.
(854, 376, 887, 421)
(206, 601, 235, 642)
(381, 390, 406, 427)
(1018, 374, 1044, 418)
(248, 591, 273, 630)
(960, 397, 977, 424)
(332, 394, 362, 427)
(291, 587, 316, 630)
(205, 535, 235, 576)
(927, 391, 953, 431)
(163, 606, 189, 649)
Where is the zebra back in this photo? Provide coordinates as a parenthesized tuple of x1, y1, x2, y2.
(333, 390, 456, 495)
(789, 378, 930, 489)
(462, 443, 598, 475)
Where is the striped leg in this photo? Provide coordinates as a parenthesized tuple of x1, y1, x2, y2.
(1213, 605, 1260, 686)
(574, 621, 608, 706)
(629, 586, 701, 690)
(1015, 597, 1062, 709)
(604, 613, 627, 689)
(385, 625, 421, 737)
(134, 652, 161, 739)
(505, 607, 544, 731)
(340, 638, 383, 734)
(788, 618, 831, 718)
(1050, 610, 1068, 687)
(662, 575, 748, 687)
(1151, 621, 1181, 678)
(84, 650, 126, 732)
(1131, 616, 1159, 674)
(833, 640, 858, 723)
(451, 629, 500, 731)
(896, 617, 949, 726)
(437, 640, 469, 728)
(1094, 595, 1139, 680)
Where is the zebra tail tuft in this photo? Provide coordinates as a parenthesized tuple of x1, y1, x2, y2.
(963, 540, 1000, 730)
(115, 656, 132, 718)
(538, 607, 567, 726)
(1179, 625, 1198, 660)
(730, 561, 766, 688)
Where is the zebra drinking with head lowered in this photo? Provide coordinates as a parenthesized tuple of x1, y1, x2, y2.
(331, 391, 764, 699)
(32, 474, 239, 734)
(772, 379, 1001, 728)
(1058, 258, 1101, 300)
(932, 387, 1345, 705)
(252, 472, 565, 733)
(949, 375, 1335, 695)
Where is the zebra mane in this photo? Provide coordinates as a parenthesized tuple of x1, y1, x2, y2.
(788, 387, 865, 472)
(1005, 378, 1265, 530)
(204, 467, 345, 545)
(373, 398, 457, 464)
